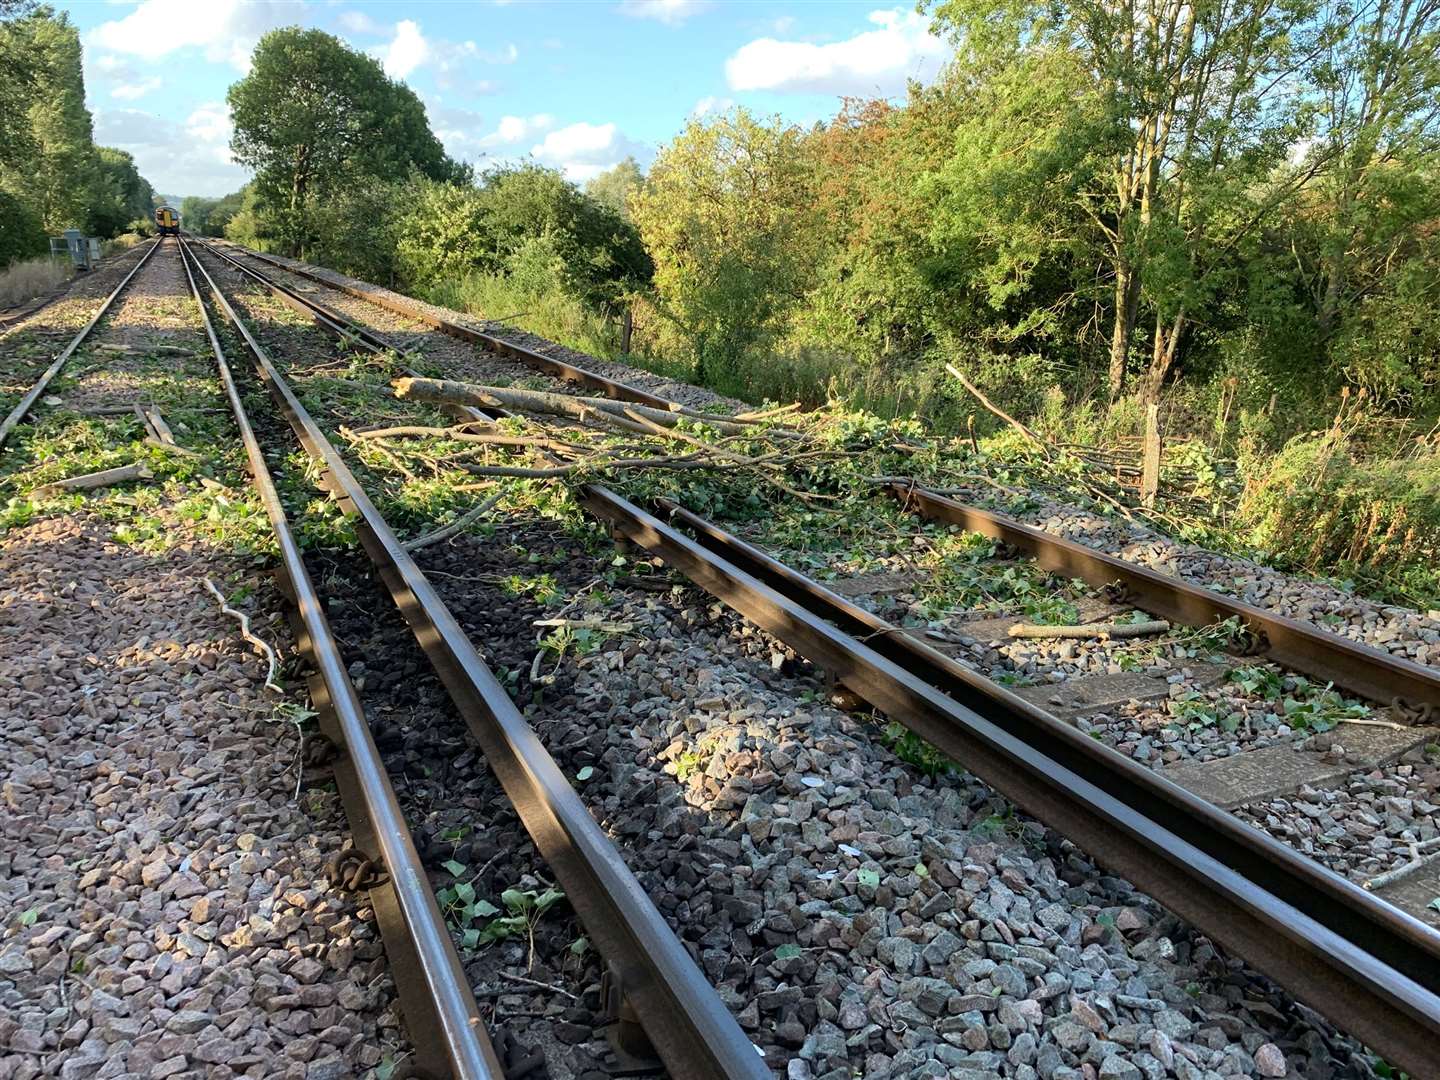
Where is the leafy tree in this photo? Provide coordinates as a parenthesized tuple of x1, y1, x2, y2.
(91, 147, 154, 237)
(0, 0, 40, 172)
(585, 157, 645, 219)
(0, 189, 45, 265)
(1, 6, 98, 232)
(929, 0, 1317, 398)
(630, 110, 819, 381)
(227, 27, 461, 253)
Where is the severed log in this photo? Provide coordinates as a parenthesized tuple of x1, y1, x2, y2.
(392, 377, 795, 438)
(34, 461, 153, 498)
(1008, 619, 1170, 640)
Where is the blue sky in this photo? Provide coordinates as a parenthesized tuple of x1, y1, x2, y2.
(62, 0, 951, 198)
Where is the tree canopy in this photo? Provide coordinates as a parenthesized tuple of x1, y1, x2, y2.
(227, 27, 461, 252)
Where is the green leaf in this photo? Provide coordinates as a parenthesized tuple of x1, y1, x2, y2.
(472, 899, 500, 917)
(461, 927, 481, 949)
(857, 868, 880, 888)
(501, 888, 530, 913)
(570, 936, 590, 956)
(455, 881, 475, 904)
(775, 943, 801, 960)
(1427, 897, 1440, 913)
(577, 765, 595, 781)
(914, 862, 929, 879)
(442, 859, 467, 877)
(19, 908, 38, 927)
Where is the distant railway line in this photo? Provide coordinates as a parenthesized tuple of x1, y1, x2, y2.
(4, 234, 1439, 1078)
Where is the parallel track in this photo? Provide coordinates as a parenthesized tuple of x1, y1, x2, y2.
(183, 238, 1440, 1076)
(182, 235, 769, 1080)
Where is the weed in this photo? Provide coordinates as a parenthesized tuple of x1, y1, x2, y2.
(881, 720, 956, 778)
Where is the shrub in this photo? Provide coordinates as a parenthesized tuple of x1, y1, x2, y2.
(0, 190, 47, 268)
(0, 254, 69, 309)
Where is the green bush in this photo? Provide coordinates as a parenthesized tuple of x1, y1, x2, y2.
(1236, 433, 1440, 607)
(0, 190, 46, 267)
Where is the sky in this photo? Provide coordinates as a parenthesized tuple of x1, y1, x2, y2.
(60, 0, 952, 199)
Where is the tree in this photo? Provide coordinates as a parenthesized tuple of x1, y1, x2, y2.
(91, 147, 154, 236)
(0, 0, 40, 171)
(585, 157, 645, 219)
(930, 0, 1317, 398)
(1303, 0, 1440, 343)
(227, 26, 460, 253)
(1, 6, 98, 232)
(630, 110, 819, 381)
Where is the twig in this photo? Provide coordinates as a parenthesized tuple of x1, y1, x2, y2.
(1363, 839, 1440, 890)
(34, 461, 153, 498)
(1335, 716, 1411, 731)
(945, 363, 1047, 452)
(531, 617, 633, 633)
(402, 489, 506, 552)
(1008, 620, 1170, 640)
(734, 402, 802, 421)
(202, 578, 282, 693)
(497, 971, 578, 1000)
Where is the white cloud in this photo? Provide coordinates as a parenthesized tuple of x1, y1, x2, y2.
(494, 114, 554, 144)
(725, 8, 947, 96)
(378, 19, 429, 78)
(617, 0, 710, 26)
(530, 121, 650, 182)
(690, 95, 733, 118)
(89, 0, 292, 72)
(111, 76, 161, 100)
(93, 101, 245, 196)
(337, 10, 385, 36)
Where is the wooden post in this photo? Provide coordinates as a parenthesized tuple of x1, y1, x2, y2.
(1140, 401, 1162, 508)
(620, 307, 633, 356)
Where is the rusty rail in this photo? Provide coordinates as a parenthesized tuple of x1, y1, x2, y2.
(184, 237, 770, 1080)
(179, 237, 505, 1079)
(887, 483, 1440, 709)
(0, 237, 162, 449)
(215, 240, 680, 410)
(579, 485, 1440, 1078)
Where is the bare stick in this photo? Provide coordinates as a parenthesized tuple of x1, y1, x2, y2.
(945, 363, 1046, 451)
(402, 489, 506, 552)
(1008, 620, 1170, 640)
(34, 462, 153, 498)
(1363, 839, 1440, 890)
(202, 578, 283, 694)
(497, 970, 578, 1000)
(734, 402, 802, 421)
(531, 617, 634, 633)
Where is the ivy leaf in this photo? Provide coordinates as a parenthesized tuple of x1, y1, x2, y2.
(461, 927, 481, 950)
(775, 943, 801, 960)
(577, 766, 595, 781)
(473, 899, 500, 917)
(570, 936, 590, 956)
(456, 881, 475, 904)
(857, 868, 880, 888)
(442, 859, 467, 877)
(914, 862, 929, 879)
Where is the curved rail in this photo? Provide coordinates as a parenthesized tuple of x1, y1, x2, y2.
(183, 237, 770, 1080)
(180, 238, 505, 1079)
(0, 237, 162, 449)
(579, 486, 1440, 1079)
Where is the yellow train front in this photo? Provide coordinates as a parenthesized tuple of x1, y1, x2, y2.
(154, 205, 180, 236)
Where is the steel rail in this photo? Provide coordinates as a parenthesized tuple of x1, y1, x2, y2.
(0, 236, 162, 449)
(186, 235, 404, 357)
(178, 238, 505, 1080)
(885, 483, 1440, 709)
(184, 238, 770, 1080)
(579, 484, 1440, 1078)
(216, 241, 681, 410)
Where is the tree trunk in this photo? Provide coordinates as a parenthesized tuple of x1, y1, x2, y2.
(1317, 247, 1345, 342)
(1108, 262, 1141, 398)
(1144, 309, 1184, 402)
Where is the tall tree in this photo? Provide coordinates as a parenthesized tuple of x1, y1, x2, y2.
(1, 5, 98, 232)
(91, 146, 154, 236)
(930, 0, 1316, 398)
(227, 27, 460, 251)
(630, 110, 819, 381)
(1305, 0, 1440, 342)
(585, 157, 645, 219)
(0, 0, 40, 172)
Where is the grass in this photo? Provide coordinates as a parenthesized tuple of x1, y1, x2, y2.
(0, 255, 70, 310)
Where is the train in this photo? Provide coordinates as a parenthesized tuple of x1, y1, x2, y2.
(154, 205, 180, 235)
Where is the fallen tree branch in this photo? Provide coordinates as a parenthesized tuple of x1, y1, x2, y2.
(402, 489, 506, 552)
(34, 461, 153, 498)
(393, 377, 797, 439)
(1008, 620, 1171, 640)
(202, 578, 282, 693)
(1362, 837, 1440, 890)
(945, 363, 1047, 452)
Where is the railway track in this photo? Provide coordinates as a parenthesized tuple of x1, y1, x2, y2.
(180, 238, 1440, 1075)
(10, 234, 1437, 1076)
